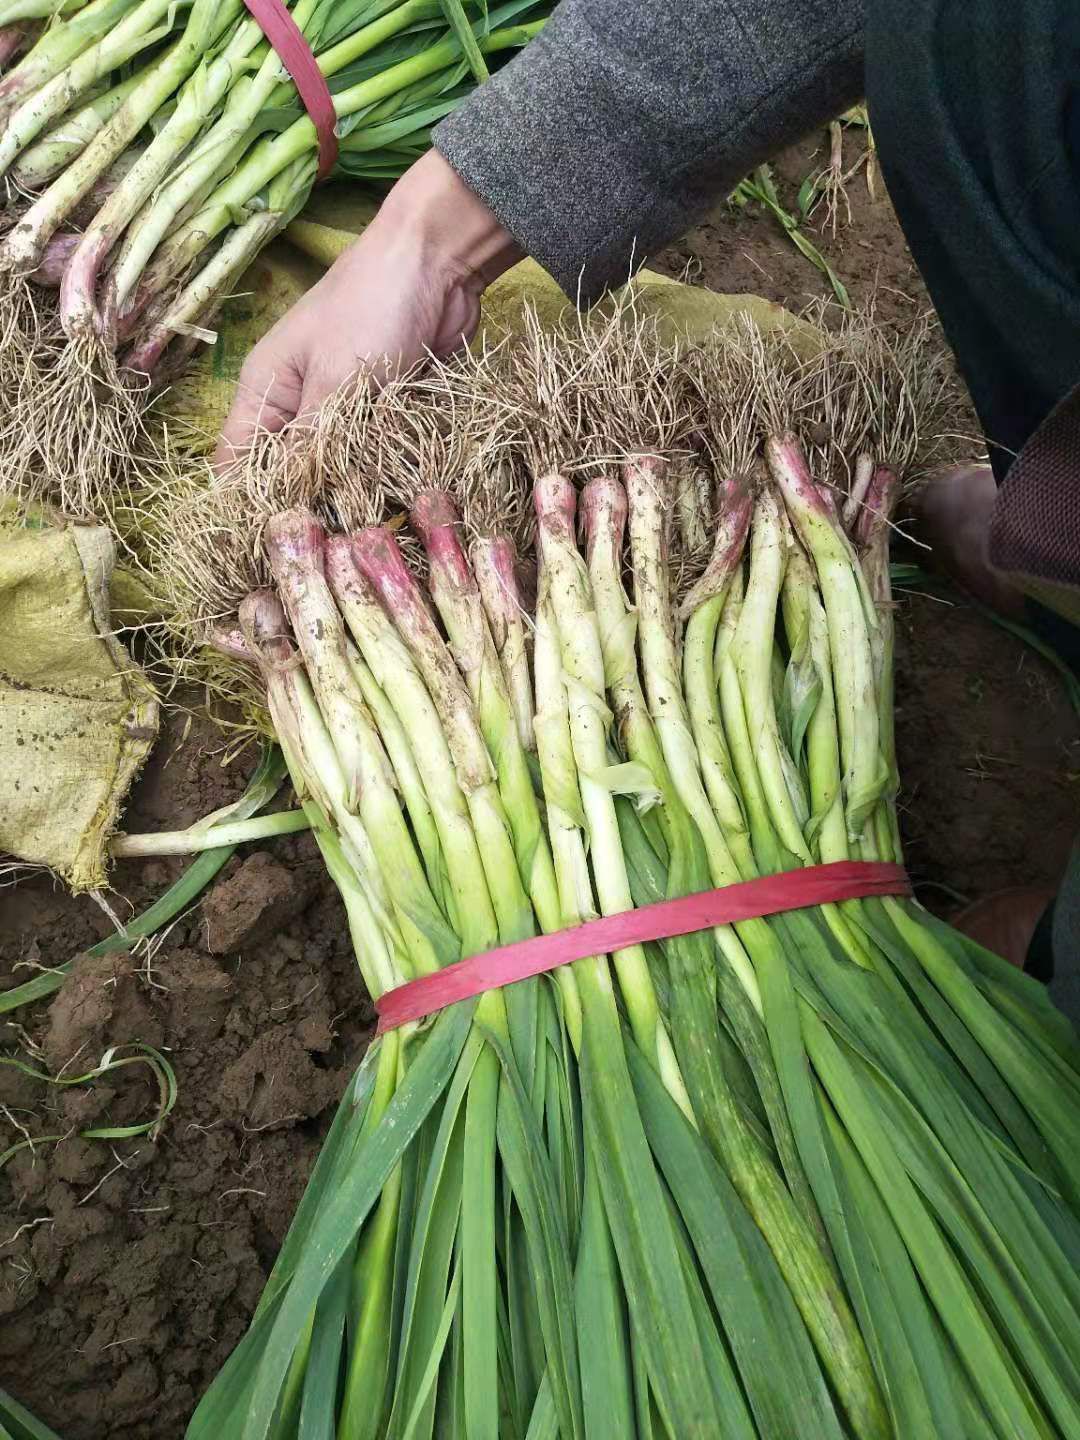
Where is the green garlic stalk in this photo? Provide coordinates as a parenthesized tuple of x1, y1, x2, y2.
(469, 529, 537, 757)
(0, 0, 85, 25)
(679, 474, 756, 880)
(108, 0, 437, 321)
(266, 511, 459, 982)
(345, 643, 446, 907)
(730, 488, 813, 865)
(852, 464, 902, 861)
(12, 69, 143, 187)
(534, 469, 690, 1114)
(779, 543, 848, 864)
(767, 432, 889, 842)
(325, 533, 500, 961)
(408, 489, 560, 934)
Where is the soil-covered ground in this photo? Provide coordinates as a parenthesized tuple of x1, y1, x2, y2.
(2, 135, 1078, 1438)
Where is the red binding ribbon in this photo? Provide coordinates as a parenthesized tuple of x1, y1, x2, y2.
(241, 0, 338, 181)
(376, 860, 911, 1033)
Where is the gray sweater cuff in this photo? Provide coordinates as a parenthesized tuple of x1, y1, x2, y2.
(434, 0, 864, 299)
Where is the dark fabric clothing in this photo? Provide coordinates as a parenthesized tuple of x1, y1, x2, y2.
(866, 0, 1080, 657)
(434, 0, 864, 300)
(992, 385, 1080, 631)
(1025, 898, 1057, 985)
(1050, 845, 1080, 1023)
(867, 0, 1080, 1011)
(867, 0, 1080, 482)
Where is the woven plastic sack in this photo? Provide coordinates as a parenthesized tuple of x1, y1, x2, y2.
(0, 519, 158, 891)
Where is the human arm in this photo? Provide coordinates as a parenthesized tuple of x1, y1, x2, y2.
(434, 0, 864, 298)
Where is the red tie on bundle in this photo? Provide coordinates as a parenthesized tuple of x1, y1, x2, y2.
(241, 0, 339, 181)
(375, 860, 912, 1033)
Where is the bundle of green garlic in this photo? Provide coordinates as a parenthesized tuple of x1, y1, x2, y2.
(0, 0, 549, 518)
(150, 305, 1080, 1440)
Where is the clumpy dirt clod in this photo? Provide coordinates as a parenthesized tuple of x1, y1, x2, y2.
(42, 949, 163, 1071)
(202, 851, 316, 955)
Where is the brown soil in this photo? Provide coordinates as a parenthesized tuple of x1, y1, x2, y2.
(0, 713, 374, 1438)
(1, 135, 1077, 1439)
(651, 134, 924, 321)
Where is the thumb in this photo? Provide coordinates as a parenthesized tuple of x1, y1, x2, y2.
(293, 360, 365, 433)
(212, 352, 304, 473)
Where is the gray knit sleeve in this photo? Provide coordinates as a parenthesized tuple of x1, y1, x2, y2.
(433, 0, 864, 298)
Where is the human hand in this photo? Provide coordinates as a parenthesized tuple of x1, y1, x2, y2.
(213, 149, 523, 467)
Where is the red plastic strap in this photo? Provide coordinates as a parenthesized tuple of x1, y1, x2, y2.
(241, 0, 338, 181)
(375, 861, 911, 1033)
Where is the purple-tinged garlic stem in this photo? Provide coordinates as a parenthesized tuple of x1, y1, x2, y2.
(265, 508, 370, 815)
(678, 475, 754, 620)
(470, 531, 536, 754)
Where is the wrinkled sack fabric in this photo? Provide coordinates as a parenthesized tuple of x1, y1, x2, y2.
(0, 524, 158, 892)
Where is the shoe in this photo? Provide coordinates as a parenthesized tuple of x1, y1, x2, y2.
(910, 463, 1027, 620)
(950, 886, 1056, 969)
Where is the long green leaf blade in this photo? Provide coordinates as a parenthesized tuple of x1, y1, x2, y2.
(240, 1002, 476, 1440)
(461, 1045, 500, 1440)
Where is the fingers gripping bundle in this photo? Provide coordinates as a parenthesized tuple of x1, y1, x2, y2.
(158, 309, 1080, 1440)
